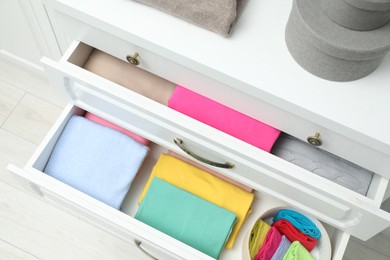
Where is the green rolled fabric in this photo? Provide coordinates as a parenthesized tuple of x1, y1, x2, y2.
(135, 177, 237, 259)
(283, 241, 315, 260)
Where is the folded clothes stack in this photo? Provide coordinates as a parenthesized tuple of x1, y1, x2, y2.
(83, 49, 176, 106)
(166, 150, 253, 192)
(271, 133, 374, 195)
(85, 112, 150, 145)
(83, 48, 281, 153)
(132, 0, 246, 36)
(249, 209, 320, 260)
(135, 177, 237, 259)
(136, 154, 255, 258)
(44, 114, 150, 209)
(168, 85, 281, 152)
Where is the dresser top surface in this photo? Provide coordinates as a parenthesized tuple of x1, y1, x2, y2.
(46, 0, 390, 151)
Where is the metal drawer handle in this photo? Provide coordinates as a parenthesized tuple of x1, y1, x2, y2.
(307, 132, 322, 146)
(174, 138, 234, 169)
(126, 52, 140, 65)
(134, 240, 158, 260)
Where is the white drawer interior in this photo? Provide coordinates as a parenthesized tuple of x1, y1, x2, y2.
(18, 103, 349, 259)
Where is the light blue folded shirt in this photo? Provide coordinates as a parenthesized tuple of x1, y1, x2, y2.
(44, 115, 149, 209)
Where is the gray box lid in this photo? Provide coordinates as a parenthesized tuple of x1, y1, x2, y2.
(296, 0, 390, 61)
(344, 0, 390, 11)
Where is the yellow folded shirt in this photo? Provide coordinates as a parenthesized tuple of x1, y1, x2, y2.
(139, 154, 254, 249)
(249, 219, 271, 260)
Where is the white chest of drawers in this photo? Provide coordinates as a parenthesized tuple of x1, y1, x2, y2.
(7, 0, 390, 259)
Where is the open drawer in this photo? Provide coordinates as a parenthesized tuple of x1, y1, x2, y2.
(7, 104, 349, 260)
(50, 9, 390, 181)
(6, 40, 390, 259)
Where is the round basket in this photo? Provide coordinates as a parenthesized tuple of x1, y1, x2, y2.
(242, 207, 331, 260)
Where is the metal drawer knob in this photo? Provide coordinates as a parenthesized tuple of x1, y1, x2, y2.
(307, 132, 322, 146)
(126, 52, 140, 65)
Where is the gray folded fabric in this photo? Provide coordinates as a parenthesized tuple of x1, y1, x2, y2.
(271, 134, 374, 195)
(133, 0, 246, 36)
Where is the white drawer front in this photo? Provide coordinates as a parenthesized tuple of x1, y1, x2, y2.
(7, 164, 184, 260)
(37, 40, 390, 242)
(51, 9, 390, 181)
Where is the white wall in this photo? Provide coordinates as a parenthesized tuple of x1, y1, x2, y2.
(0, 0, 61, 66)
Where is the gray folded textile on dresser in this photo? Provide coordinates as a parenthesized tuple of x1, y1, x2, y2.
(271, 134, 374, 195)
(133, 0, 245, 36)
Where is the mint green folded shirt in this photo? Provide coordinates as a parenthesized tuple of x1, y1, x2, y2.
(135, 177, 237, 259)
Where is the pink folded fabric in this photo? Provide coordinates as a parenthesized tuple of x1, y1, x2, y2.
(255, 226, 282, 260)
(85, 112, 150, 146)
(168, 86, 281, 152)
(166, 150, 253, 192)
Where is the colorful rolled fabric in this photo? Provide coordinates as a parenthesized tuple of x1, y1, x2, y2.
(168, 85, 281, 152)
(139, 154, 254, 249)
(135, 177, 237, 259)
(255, 226, 282, 260)
(249, 219, 271, 260)
(85, 112, 150, 146)
(283, 241, 315, 260)
(44, 115, 149, 209)
(271, 235, 292, 260)
(272, 219, 318, 252)
(273, 209, 321, 239)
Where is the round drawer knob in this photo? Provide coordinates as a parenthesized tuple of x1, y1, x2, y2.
(307, 132, 322, 146)
(126, 52, 140, 66)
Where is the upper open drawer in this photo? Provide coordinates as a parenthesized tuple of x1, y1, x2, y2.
(47, 10, 390, 181)
(40, 40, 390, 241)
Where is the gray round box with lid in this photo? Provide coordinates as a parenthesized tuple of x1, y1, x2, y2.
(321, 0, 390, 31)
(285, 0, 390, 82)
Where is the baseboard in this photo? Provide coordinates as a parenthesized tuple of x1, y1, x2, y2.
(0, 49, 45, 77)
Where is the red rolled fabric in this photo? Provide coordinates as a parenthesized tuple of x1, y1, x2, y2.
(255, 226, 282, 260)
(272, 219, 318, 252)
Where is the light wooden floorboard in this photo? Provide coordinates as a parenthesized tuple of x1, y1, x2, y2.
(0, 81, 24, 126)
(0, 56, 389, 259)
(2, 93, 63, 145)
(0, 239, 39, 260)
(0, 58, 67, 107)
(0, 182, 147, 260)
(0, 129, 37, 188)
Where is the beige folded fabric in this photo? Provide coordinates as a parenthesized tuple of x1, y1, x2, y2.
(83, 49, 176, 105)
(134, 0, 246, 36)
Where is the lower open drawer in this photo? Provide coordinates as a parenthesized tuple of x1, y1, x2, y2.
(7, 104, 351, 259)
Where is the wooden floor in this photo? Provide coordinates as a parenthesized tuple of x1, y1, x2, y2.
(0, 56, 389, 259)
